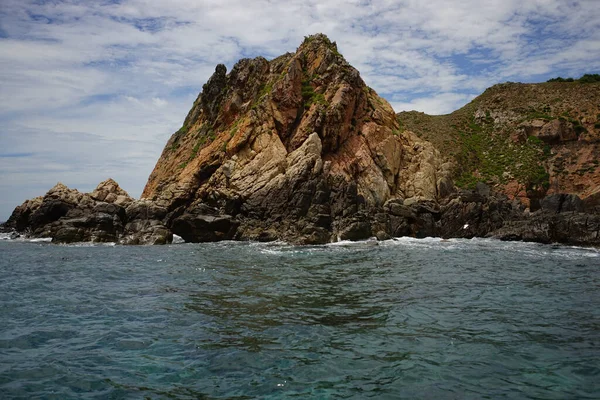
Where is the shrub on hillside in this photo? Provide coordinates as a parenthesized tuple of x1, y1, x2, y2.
(547, 73, 599, 83)
(547, 77, 574, 82)
(578, 74, 600, 83)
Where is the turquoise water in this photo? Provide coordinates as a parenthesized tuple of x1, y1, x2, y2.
(0, 238, 598, 399)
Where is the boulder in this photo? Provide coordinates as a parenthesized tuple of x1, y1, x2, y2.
(538, 119, 577, 143)
(90, 178, 133, 205)
(338, 220, 372, 241)
(540, 193, 584, 213)
(3, 196, 43, 231)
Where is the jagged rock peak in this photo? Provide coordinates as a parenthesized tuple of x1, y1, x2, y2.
(91, 178, 133, 205)
(94, 178, 121, 190)
(179, 33, 354, 135)
(48, 182, 69, 192)
(5, 35, 600, 247)
(296, 33, 345, 61)
(142, 32, 452, 244)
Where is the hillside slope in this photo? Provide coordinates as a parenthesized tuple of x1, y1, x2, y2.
(398, 81, 600, 210)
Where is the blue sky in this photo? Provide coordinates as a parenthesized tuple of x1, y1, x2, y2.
(1, 0, 599, 221)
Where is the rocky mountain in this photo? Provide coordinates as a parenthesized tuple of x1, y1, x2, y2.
(3, 34, 599, 246)
(141, 34, 452, 243)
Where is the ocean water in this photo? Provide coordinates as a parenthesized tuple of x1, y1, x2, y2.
(0, 237, 598, 399)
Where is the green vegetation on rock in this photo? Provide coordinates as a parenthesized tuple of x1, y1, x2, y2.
(301, 78, 327, 109)
(258, 82, 274, 100)
(452, 119, 549, 190)
(169, 125, 188, 151)
(302, 34, 342, 57)
(229, 118, 242, 137)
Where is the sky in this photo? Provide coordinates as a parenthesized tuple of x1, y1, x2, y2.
(1, 0, 599, 221)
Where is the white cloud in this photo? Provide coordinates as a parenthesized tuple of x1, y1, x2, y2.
(0, 0, 599, 219)
(152, 97, 168, 107)
(391, 93, 477, 115)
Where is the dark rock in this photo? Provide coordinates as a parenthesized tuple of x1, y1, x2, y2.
(548, 212, 600, 245)
(540, 194, 561, 213)
(476, 182, 491, 197)
(560, 194, 584, 212)
(384, 200, 417, 219)
(298, 225, 331, 245)
(172, 213, 239, 242)
(120, 222, 172, 245)
(490, 210, 600, 246)
(93, 202, 126, 221)
(125, 201, 168, 221)
(438, 191, 520, 239)
(413, 199, 440, 215)
(30, 200, 74, 230)
(389, 215, 412, 237)
(459, 190, 485, 204)
(3, 197, 43, 232)
(53, 226, 85, 243)
(375, 230, 391, 241)
(540, 193, 584, 213)
(413, 212, 437, 238)
(583, 192, 600, 213)
(312, 213, 332, 228)
(437, 176, 454, 198)
(257, 230, 278, 242)
(339, 221, 372, 241)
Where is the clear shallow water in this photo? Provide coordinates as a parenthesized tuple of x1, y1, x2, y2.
(0, 238, 598, 399)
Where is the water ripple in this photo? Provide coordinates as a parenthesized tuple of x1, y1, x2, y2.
(0, 238, 598, 399)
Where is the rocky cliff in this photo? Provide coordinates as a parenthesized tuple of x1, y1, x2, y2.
(141, 34, 452, 243)
(3, 35, 599, 246)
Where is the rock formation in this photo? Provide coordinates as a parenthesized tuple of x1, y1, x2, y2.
(2, 179, 171, 244)
(2, 34, 599, 246)
(141, 34, 452, 244)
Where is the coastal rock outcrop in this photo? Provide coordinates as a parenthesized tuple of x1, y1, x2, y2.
(2, 34, 599, 247)
(2, 179, 171, 244)
(141, 34, 451, 243)
(3, 181, 127, 243)
(491, 211, 600, 246)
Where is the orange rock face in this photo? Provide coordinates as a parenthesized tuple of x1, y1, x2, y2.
(141, 34, 450, 242)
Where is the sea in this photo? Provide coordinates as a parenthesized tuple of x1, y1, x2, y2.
(0, 235, 598, 399)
